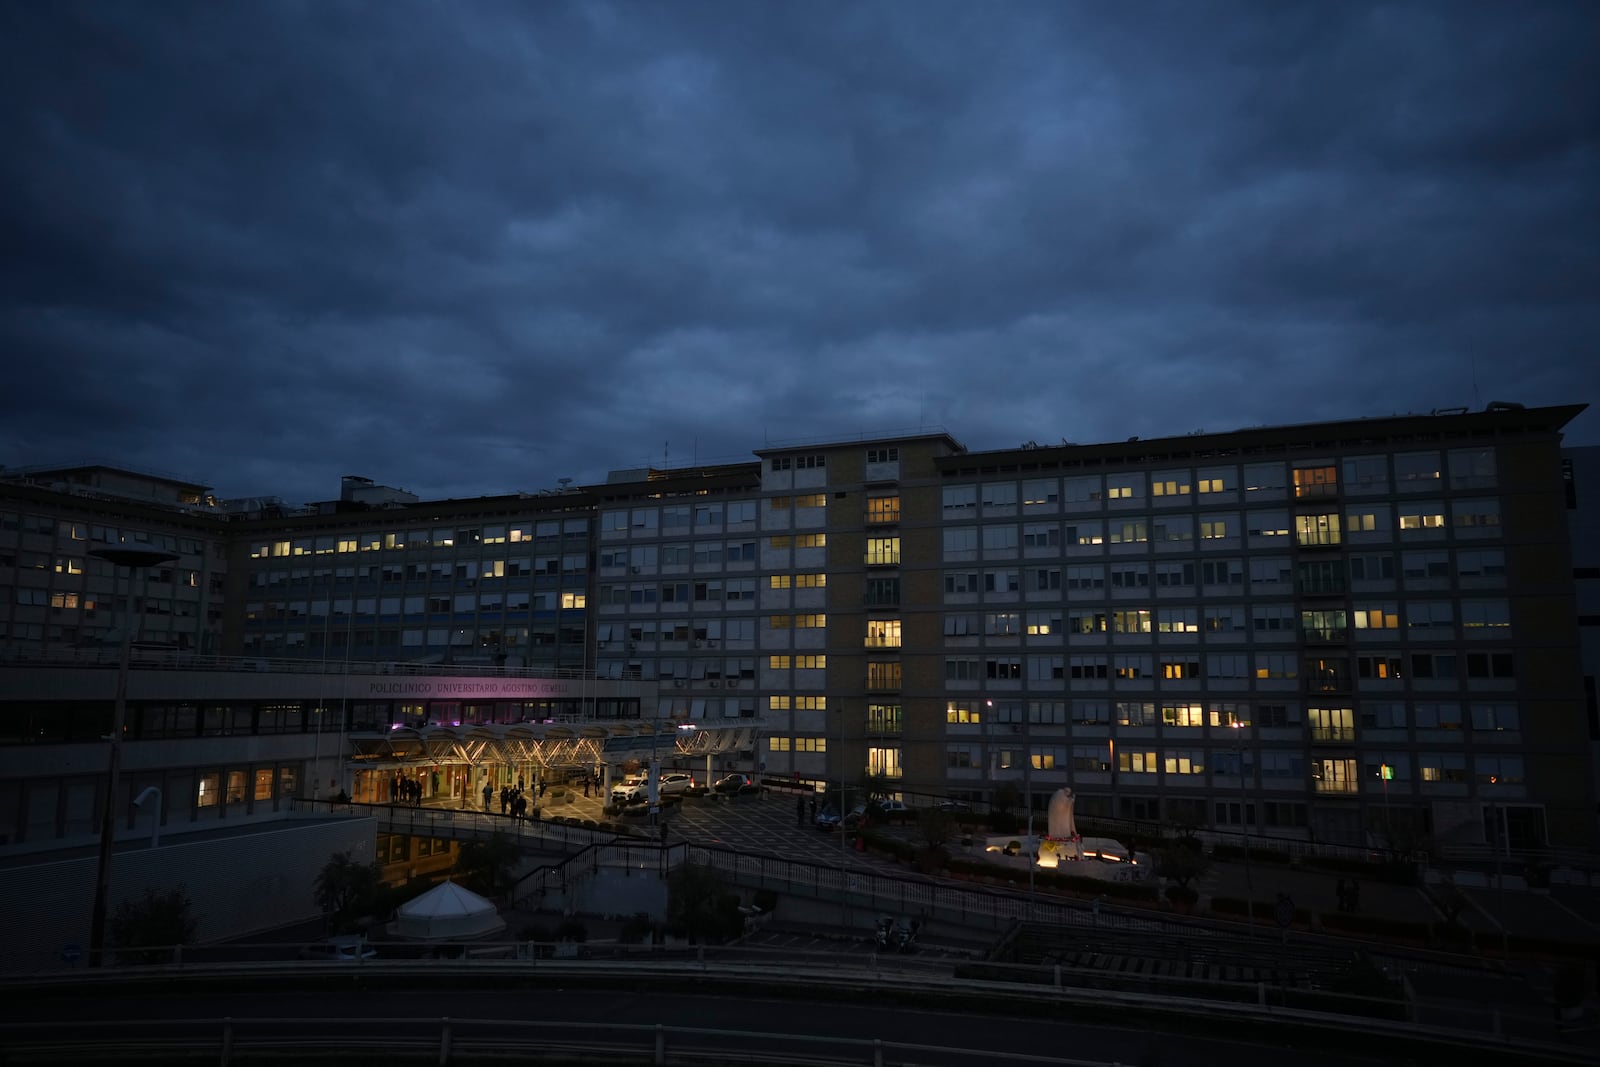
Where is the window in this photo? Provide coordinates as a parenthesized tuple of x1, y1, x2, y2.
(1023, 479, 1059, 509)
(1197, 467, 1235, 494)
(1409, 652, 1458, 680)
(1343, 455, 1389, 493)
(865, 619, 902, 648)
(794, 533, 825, 548)
(1162, 703, 1204, 727)
(984, 569, 1020, 594)
(1466, 652, 1515, 679)
(1394, 451, 1441, 489)
(866, 447, 899, 463)
(866, 537, 901, 565)
(1157, 608, 1198, 633)
(945, 571, 980, 595)
(1242, 463, 1287, 496)
(1066, 565, 1104, 590)
(1457, 549, 1506, 580)
(1206, 654, 1249, 680)
(866, 495, 900, 524)
(1350, 554, 1395, 582)
(982, 526, 1018, 553)
(986, 612, 1023, 636)
(1112, 609, 1151, 634)
(1254, 653, 1297, 680)
(1151, 472, 1191, 498)
(1415, 703, 1463, 730)
(1110, 564, 1148, 589)
(1293, 465, 1338, 498)
(943, 528, 978, 560)
(946, 702, 983, 724)
(1155, 561, 1194, 588)
(1474, 755, 1524, 786)
(1252, 604, 1295, 633)
(1117, 750, 1159, 774)
(1248, 511, 1290, 539)
(1071, 655, 1109, 680)
(1406, 601, 1454, 632)
(1452, 499, 1501, 530)
(982, 483, 1018, 510)
(1352, 604, 1400, 630)
(1165, 751, 1205, 775)
(1065, 521, 1104, 546)
(1023, 523, 1060, 548)
(1461, 600, 1510, 630)
(867, 704, 902, 732)
(1109, 520, 1147, 544)
(868, 661, 901, 689)
(986, 656, 1022, 680)
(1025, 610, 1060, 636)
(1064, 477, 1103, 506)
(943, 486, 978, 515)
(1296, 513, 1341, 547)
(1448, 448, 1496, 490)
(1471, 703, 1519, 732)
(869, 746, 902, 778)
(1360, 702, 1407, 729)
(1418, 752, 1468, 784)
(1201, 559, 1243, 586)
(1198, 515, 1234, 540)
(1106, 474, 1143, 501)
(1160, 657, 1200, 679)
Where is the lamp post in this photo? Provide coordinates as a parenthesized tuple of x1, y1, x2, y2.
(1231, 722, 1255, 929)
(87, 543, 179, 967)
(836, 705, 848, 930)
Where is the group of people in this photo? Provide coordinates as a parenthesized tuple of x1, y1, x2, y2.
(389, 773, 427, 806)
(485, 777, 538, 820)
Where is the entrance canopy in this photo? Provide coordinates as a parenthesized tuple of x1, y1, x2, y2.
(349, 719, 764, 772)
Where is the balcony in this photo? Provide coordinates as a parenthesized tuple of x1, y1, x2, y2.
(1309, 726, 1356, 743)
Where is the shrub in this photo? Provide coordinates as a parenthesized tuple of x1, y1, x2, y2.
(753, 888, 778, 913)
(619, 912, 655, 945)
(602, 803, 620, 817)
(1318, 911, 1429, 942)
(1165, 884, 1199, 907)
(555, 917, 588, 943)
(582, 819, 598, 830)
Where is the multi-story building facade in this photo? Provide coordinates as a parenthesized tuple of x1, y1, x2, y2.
(2, 402, 1595, 859)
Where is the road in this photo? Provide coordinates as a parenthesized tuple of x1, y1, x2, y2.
(0, 984, 1440, 1067)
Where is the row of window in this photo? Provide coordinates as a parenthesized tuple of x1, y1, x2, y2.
(248, 520, 589, 557)
(945, 549, 1504, 594)
(939, 449, 1495, 514)
(943, 601, 1509, 636)
(943, 501, 1499, 558)
(2, 516, 212, 558)
(244, 591, 586, 620)
(937, 699, 1518, 732)
(941, 651, 1515, 682)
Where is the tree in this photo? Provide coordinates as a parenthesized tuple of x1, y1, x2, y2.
(314, 851, 384, 932)
(916, 808, 956, 852)
(666, 863, 743, 945)
(110, 886, 198, 964)
(455, 832, 521, 897)
(1155, 837, 1212, 907)
(859, 769, 892, 807)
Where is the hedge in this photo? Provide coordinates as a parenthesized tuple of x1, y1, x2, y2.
(1317, 910, 1430, 942)
(1209, 896, 1310, 925)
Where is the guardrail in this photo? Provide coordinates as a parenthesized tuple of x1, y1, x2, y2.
(2, 958, 1586, 1064)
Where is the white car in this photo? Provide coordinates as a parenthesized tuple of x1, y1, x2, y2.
(610, 776, 648, 803)
(658, 772, 696, 795)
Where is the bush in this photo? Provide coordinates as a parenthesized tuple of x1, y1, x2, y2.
(1165, 884, 1199, 907)
(619, 912, 655, 945)
(555, 917, 588, 943)
(753, 888, 778, 913)
(602, 803, 621, 817)
(1318, 911, 1429, 942)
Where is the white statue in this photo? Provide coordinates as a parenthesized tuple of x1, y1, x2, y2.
(1047, 787, 1078, 840)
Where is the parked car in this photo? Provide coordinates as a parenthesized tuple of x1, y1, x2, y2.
(712, 773, 752, 794)
(814, 804, 843, 831)
(298, 935, 377, 962)
(658, 772, 696, 795)
(845, 798, 913, 827)
(935, 799, 974, 814)
(610, 775, 648, 803)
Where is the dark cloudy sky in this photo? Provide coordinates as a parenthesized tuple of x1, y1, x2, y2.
(3, 2, 1596, 505)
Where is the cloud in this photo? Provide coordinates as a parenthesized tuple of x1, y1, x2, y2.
(1, 0, 1595, 504)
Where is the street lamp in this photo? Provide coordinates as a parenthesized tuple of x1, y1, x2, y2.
(87, 543, 179, 967)
(1231, 721, 1255, 929)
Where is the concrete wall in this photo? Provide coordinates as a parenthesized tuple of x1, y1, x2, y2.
(0, 815, 374, 974)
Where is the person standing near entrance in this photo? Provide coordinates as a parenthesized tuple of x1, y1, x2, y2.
(482, 781, 493, 811)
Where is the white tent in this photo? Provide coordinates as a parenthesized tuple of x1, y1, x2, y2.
(389, 880, 506, 941)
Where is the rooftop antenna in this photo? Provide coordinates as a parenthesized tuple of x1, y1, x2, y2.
(1471, 352, 1481, 410)
(557, 477, 572, 492)
(664, 440, 669, 467)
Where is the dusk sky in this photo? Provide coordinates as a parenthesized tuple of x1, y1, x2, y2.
(3, 2, 1596, 506)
